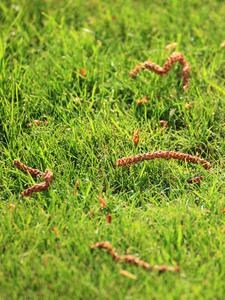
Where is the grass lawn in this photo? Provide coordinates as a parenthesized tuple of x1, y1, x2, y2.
(0, 0, 225, 298)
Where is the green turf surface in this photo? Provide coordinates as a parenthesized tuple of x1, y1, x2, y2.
(0, 0, 225, 298)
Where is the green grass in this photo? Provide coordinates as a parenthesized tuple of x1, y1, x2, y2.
(0, 0, 225, 298)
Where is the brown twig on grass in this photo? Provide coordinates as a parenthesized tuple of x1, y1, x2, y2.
(114, 150, 211, 170)
(14, 160, 53, 198)
(130, 52, 190, 91)
(91, 241, 180, 273)
(14, 159, 44, 178)
(20, 169, 53, 198)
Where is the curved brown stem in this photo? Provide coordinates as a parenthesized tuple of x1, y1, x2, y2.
(114, 151, 211, 170)
(14, 159, 44, 177)
(20, 169, 53, 198)
(14, 160, 53, 198)
(130, 52, 190, 91)
(91, 241, 180, 273)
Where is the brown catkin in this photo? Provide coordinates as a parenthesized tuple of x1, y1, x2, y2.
(114, 151, 211, 170)
(20, 169, 53, 198)
(130, 52, 190, 91)
(14, 160, 53, 198)
(91, 241, 180, 273)
(14, 159, 44, 177)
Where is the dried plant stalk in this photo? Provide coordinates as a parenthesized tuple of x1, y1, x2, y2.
(91, 241, 180, 273)
(14, 160, 53, 198)
(114, 151, 211, 170)
(14, 159, 44, 177)
(20, 169, 53, 198)
(130, 52, 190, 91)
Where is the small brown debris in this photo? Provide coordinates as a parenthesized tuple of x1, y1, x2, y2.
(106, 214, 112, 223)
(52, 227, 59, 236)
(74, 180, 79, 196)
(44, 257, 48, 266)
(159, 120, 168, 128)
(220, 40, 225, 48)
(80, 69, 86, 77)
(120, 270, 137, 280)
(133, 129, 139, 146)
(165, 42, 178, 51)
(7, 204, 16, 210)
(26, 120, 48, 126)
(188, 176, 204, 184)
(99, 195, 107, 208)
(135, 96, 148, 105)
